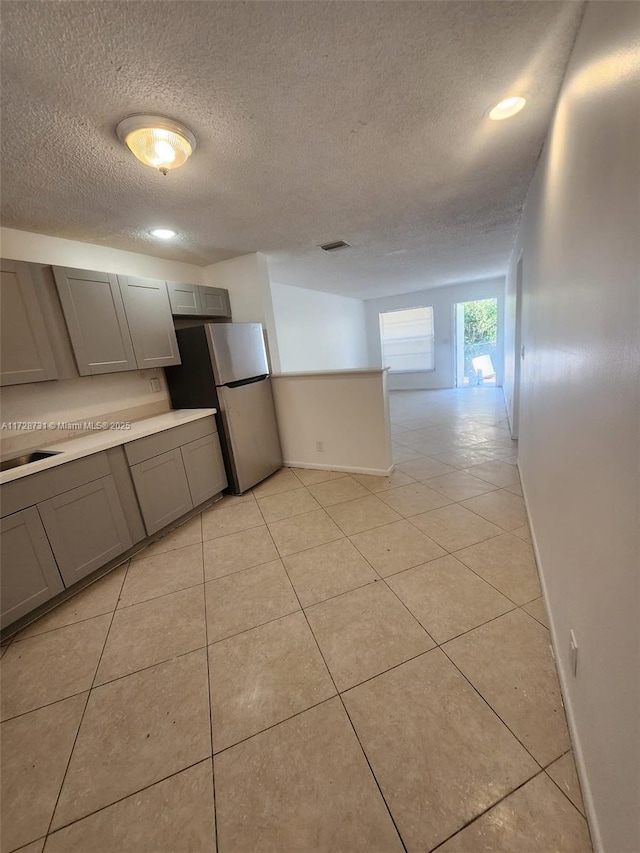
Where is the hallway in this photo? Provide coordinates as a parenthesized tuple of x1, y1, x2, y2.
(0, 388, 592, 852)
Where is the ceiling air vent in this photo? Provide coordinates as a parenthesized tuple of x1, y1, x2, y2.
(319, 240, 351, 252)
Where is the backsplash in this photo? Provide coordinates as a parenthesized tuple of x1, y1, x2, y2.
(0, 369, 171, 457)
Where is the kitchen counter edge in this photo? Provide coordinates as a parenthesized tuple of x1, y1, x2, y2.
(0, 409, 217, 485)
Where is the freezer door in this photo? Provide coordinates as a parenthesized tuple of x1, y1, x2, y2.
(217, 378, 282, 493)
(205, 323, 269, 386)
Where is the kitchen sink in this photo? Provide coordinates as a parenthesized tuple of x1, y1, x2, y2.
(0, 450, 62, 472)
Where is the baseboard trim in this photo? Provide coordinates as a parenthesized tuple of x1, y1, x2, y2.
(284, 460, 394, 476)
(517, 460, 603, 853)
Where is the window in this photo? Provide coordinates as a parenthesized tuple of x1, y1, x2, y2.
(379, 306, 435, 373)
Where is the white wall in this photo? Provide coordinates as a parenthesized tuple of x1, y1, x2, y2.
(503, 5, 640, 852)
(365, 277, 505, 390)
(0, 227, 205, 283)
(202, 252, 269, 324)
(202, 252, 281, 368)
(270, 282, 369, 372)
(0, 371, 170, 456)
(271, 369, 392, 475)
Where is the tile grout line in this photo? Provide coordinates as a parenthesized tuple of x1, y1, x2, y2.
(9, 575, 206, 646)
(344, 510, 533, 612)
(257, 496, 410, 853)
(258, 500, 407, 853)
(42, 556, 133, 844)
(437, 639, 558, 773)
(543, 756, 591, 822)
(36, 756, 215, 842)
(426, 766, 551, 853)
(199, 512, 220, 853)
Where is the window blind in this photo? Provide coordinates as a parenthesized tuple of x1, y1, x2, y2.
(379, 306, 435, 372)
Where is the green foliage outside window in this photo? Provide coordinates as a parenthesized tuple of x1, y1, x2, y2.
(463, 299, 498, 381)
(464, 299, 497, 346)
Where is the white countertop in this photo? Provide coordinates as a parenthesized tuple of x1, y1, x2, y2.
(0, 409, 217, 485)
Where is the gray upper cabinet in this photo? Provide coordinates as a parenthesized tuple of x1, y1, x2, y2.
(167, 281, 202, 316)
(199, 286, 231, 318)
(1, 259, 59, 386)
(38, 475, 133, 587)
(0, 507, 64, 629)
(118, 276, 181, 368)
(167, 281, 231, 319)
(52, 266, 137, 375)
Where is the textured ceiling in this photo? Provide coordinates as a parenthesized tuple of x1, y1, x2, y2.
(1, 1, 584, 298)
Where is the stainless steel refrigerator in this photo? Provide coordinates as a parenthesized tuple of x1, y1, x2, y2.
(165, 323, 282, 494)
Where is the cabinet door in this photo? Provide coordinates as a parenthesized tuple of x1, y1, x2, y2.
(0, 507, 64, 629)
(130, 449, 193, 535)
(181, 432, 227, 507)
(167, 281, 203, 316)
(1, 259, 58, 386)
(38, 476, 133, 587)
(118, 276, 181, 368)
(52, 266, 137, 375)
(198, 286, 231, 318)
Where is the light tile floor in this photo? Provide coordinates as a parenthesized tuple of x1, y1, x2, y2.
(0, 388, 593, 852)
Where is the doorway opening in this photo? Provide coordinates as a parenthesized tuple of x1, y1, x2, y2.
(455, 298, 498, 387)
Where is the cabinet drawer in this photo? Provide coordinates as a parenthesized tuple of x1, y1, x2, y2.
(1, 452, 111, 517)
(38, 475, 133, 587)
(130, 449, 193, 535)
(0, 507, 64, 629)
(124, 417, 216, 466)
(181, 433, 227, 507)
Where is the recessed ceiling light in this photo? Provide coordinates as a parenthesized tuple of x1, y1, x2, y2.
(489, 96, 527, 120)
(150, 228, 177, 239)
(117, 115, 196, 174)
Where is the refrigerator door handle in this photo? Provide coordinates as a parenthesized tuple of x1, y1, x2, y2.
(224, 374, 268, 389)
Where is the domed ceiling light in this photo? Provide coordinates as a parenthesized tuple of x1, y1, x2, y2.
(116, 115, 196, 175)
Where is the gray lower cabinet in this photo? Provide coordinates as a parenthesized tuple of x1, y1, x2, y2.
(118, 276, 181, 368)
(1, 259, 59, 386)
(0, 508, 64, 629)
(38, 475, 133, 587)
(181, 433, 227, 506)
(52, 266, 137, 375)
(130, 448, 193, 535)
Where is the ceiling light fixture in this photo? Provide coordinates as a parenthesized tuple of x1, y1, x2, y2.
(150, 228, 177, 239)
(116, 115, 196, 175)
(488, 96, 527, 120)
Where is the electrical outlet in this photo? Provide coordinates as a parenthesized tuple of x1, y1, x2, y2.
(569, 630, 578, 676)
(150, 378, 161, 393)
(315, 441, 324, 452)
